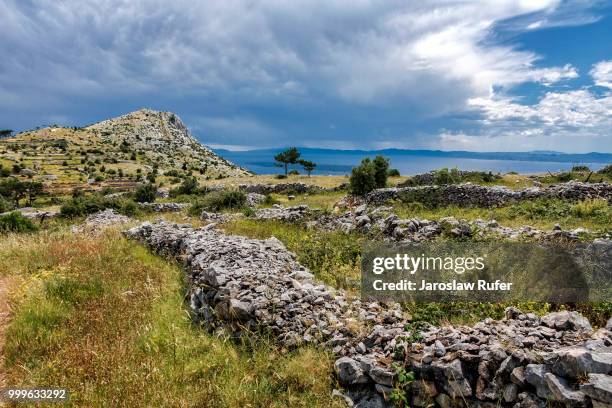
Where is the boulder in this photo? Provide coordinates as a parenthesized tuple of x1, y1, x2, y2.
(544, 373, 587, 406)
(540, 311, 592, 332)
(335, 357, 370, 385)
(547, 345, 612, 379)
(580, 373, 612, 405)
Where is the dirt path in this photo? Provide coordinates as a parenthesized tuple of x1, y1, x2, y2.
(0, 277, 13, 388)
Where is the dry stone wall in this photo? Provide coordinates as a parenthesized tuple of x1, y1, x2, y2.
(366, 181, 612, 207)
(125, 221, 612, 408)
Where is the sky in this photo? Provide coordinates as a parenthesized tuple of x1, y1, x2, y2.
(1, 0, 611, 153)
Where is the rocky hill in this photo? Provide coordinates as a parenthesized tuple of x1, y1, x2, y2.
(0, 109, 249, 190)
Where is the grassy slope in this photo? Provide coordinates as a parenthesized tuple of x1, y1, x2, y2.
(0, 229, 342, 408)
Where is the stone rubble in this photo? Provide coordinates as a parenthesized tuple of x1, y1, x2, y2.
(366, 181, 612, 207)
(0, 208, 60, 220)
(253, 203, 607, 243)
(125, 221, 612, 408)
(138, 202, 189, 212)
(72, 209, 131, 233)
(246, 193, 266, 207)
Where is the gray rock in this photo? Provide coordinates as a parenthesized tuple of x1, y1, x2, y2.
(606, 317, 612, 331)
(335, 357, 370, 385)
(544, 373, 587, 406)
(434, 393, 453, 408)
(510, 366, 527, 387)
(580, 373, 612, 404)
(368, 366, 394, 386)
(548, 345, 612, 379)
(540, 311, 592, 332)
(503, 383, 518, 403)
(432, 359, 472, 398)
(525, 364, 552, 399)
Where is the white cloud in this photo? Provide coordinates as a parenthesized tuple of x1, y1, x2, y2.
(0, 0, 606, 151)
(590, 60, 612, 89)
(0, 1, 585, 109)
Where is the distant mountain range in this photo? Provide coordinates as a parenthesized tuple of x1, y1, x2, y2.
(212, 147, 612, 164)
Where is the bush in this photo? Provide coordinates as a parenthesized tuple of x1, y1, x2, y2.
(275, 174, 287, 179)
(349, 158, 377, 196)
(106, 198, 139, 217)
(0, 212, 38, 233)
(572, 165, 590, 172)
(199, 190, 247, 212)
(0, 196, 10, 212)
(134, 184, 157, 203)
(372, 156, 389, 188)
(570, 199, 608, 218)
(288, 170, 300, 176)
(264, 194, 280, 206)
(60, 195, 106, 218)
(598, 164, 612, 176)
(171, 176, 199, 196)
(387, 168, 400, 177)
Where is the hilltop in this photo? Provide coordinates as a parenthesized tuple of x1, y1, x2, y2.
(0, 109, 249, 192)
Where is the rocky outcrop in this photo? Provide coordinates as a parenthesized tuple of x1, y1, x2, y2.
(366, 181, 612, 207)
(87, 109, 249, 177)
(125, 221, 612, 407)
(138, 202, 189, 212)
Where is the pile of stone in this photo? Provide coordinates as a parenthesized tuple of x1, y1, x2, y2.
(138, 202, 189, 212)
(366, 181, 612, 207)
(72, 209, 131, 233)
(246, 192, 266, 207)
(200, 211, 240, 223)
(254, 204, 313, 222)
(0, 208, 60, 220)
(125, 221, 611, 408)
(254, 203, 606, 243)
(239, 182, 324, 195)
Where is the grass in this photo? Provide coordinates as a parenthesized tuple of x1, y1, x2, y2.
(393, 198, 612, 231)
(223, 218, 611, 327)
(265, 191, 347, 211)
(1, 229, 342, 407)
(223, 219, 363, 291)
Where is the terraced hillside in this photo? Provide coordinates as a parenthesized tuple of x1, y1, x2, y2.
(0, 109, 249, 192)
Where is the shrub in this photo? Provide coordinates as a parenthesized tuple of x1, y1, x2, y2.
(349, 158, 377, 196)
(572, 165, 590, 172)
(598, 164, 612, 176)
(372, 156, 389, 188)
(0, 212, 38, 233)
(134, 183, 157, 203)
(570, 199, 608, 218)
(199, 190, 246, 212)
(106, 198, 139, 216)
(387, 168, 400, 177)
(288, 170, 300, 176)
(171, 176, 199, 196)
(60, 195, 106, 218)
(275, 174, 287, 179)
(0, 196, 11, 212)
(242, 206, 256, 217)
(264, 194, 280, 206)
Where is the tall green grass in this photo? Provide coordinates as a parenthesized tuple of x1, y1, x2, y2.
(1, 230, 341, 408)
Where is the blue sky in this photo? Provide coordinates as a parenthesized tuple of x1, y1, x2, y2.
(1, 0, 611, 152)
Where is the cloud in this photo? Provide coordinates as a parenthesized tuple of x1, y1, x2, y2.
(0, 0, 606, 151)
(460, 58, 612, 152)
(590, 60, 612, 89)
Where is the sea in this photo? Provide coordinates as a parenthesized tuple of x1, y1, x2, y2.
(216, 149, 610, 176)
